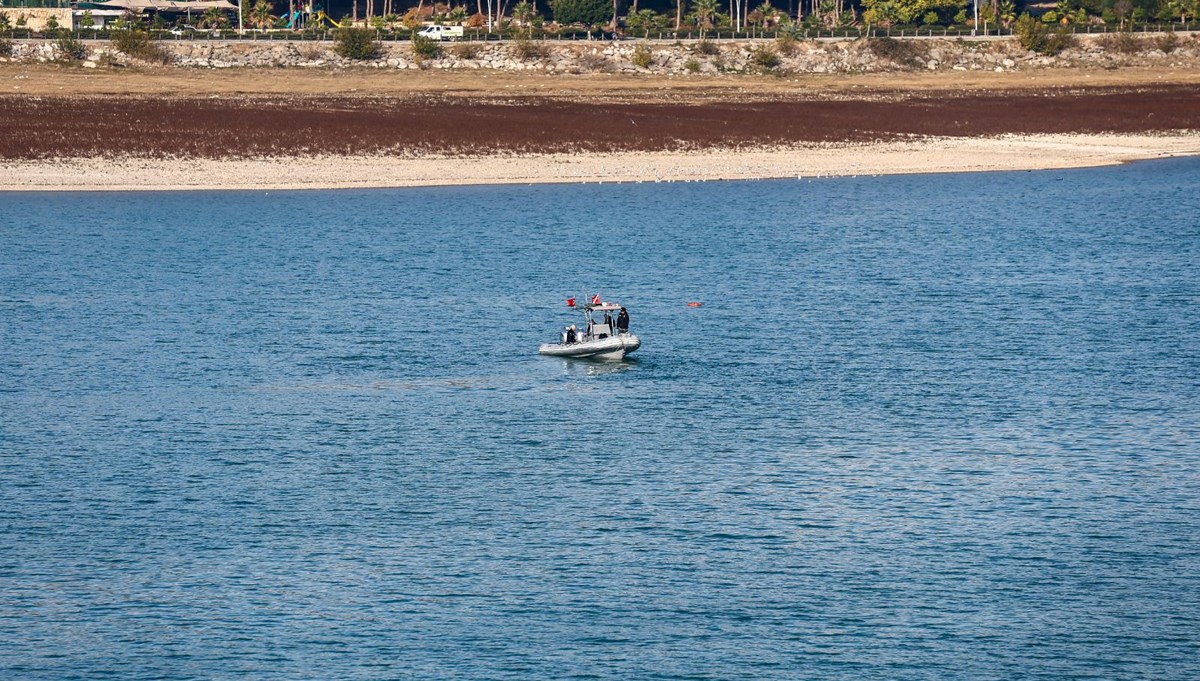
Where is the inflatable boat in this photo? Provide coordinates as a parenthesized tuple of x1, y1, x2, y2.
(539, 297, 641, 361)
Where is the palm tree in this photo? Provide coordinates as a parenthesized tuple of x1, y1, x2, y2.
(200, 7, 227, 28)
(692, 0, 718, 37)
(512, 0, 534, 35)
(250, 0, 274, 28)
(755, 0, 775, 24)
(998, 0, 1016, 27)
(627, 8, 656, 37)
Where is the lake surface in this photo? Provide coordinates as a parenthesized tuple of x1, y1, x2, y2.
(2, 160, 1199, 680)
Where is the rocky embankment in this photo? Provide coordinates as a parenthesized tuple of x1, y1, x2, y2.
(3, 33, 1199, 74)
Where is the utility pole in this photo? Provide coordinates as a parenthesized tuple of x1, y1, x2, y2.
(972, 0, 978, 36)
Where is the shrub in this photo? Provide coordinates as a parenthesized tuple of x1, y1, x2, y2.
(0, 38, 13, 58)
(56, 31, 87, 62)
(1154, 32, 1180, 54)
(1098, 31, 1144, 54)
(631, 44, 653, 68)
(865, 36, 926, 65)
(512, 37, 548, 61)
(411, 33, 443, 60)
(1015, 14, 1073, 56)
(750, 45, 780, 69)
(335, 26, 382, 60)
(684, 56, 701, 72)
(451, 42, 481, 59)
(1044, 28, 1075, 56)
(578, 51, 612, 72)
(1014, 14, 1047, 51)
(111, 29, 172, 63)
(775, 31, 799, 56)
(694, 39, 720, 55)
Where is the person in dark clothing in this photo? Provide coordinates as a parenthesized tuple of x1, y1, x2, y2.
(616, 307, 630, 334)
(566, 325, 577, 344)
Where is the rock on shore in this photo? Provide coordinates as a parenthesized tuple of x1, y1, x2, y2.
(3, 34, 1199, 74)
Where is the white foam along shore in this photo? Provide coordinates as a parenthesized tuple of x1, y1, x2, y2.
(2, 134, 1197, 191)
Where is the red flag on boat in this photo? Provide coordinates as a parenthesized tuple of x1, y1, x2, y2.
(591, 294, 602, 305)
(566, 297, 576, 307)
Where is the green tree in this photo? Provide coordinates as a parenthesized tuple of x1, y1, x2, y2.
(691, 0, 718, 37)
(861, 0, 965, 25)
(0, 13, 9, 32)
(626, 8, 658, 36)
(46, 14, 60, 30)
(250, 0, 274, 28)
(978, 1, 995, 29)
(551, 0, 610, 25)
(1163, 0, 1198, 22)
(80, 11, 95, 29)
(863, 0, 900, 28)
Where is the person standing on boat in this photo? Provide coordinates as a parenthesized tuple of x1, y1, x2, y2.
(617, 307, 630, 335)
(566, 325, 577, 344)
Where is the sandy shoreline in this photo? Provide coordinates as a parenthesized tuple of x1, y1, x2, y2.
(2, 134, 1197, 191)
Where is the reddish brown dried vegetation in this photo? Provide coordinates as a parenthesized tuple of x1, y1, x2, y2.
(1, 86, 1197, 160)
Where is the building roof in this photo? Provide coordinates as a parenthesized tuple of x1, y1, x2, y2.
(92, 0, 238, 10)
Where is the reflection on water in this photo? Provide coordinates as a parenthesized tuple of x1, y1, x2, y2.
(554, 357, 641, 378)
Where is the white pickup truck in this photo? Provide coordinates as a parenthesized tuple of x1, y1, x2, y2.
(416, 25, 464, 41)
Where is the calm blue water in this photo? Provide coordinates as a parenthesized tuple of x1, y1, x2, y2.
(2, 159, 1199, 680)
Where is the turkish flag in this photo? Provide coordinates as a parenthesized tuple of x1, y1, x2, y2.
(566, 298, 575, 307)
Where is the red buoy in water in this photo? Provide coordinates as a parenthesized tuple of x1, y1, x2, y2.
(687, 302, 703, 307)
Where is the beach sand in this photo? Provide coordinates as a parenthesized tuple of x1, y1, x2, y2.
(2, 134, 1197, 191)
